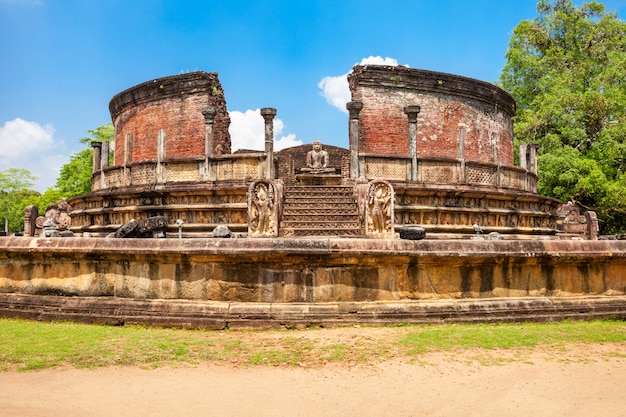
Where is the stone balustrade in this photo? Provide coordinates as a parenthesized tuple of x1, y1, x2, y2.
(91, 153, 268, 192)
(360, 154, 538, 193)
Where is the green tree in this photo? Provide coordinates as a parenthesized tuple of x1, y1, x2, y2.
(55, 122, 114, 197)
(500, 0, 626, 233)
(0, 168, 38, 233)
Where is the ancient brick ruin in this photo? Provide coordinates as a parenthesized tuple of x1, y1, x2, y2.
(65, 66, 573, 239)
(3, 65, 623, 326)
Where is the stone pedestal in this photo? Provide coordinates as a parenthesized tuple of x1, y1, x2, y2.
(295, 174, 342, 185)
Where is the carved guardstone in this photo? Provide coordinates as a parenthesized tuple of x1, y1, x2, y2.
(365, 180, 394, 238)
(248, 179, 282, 237)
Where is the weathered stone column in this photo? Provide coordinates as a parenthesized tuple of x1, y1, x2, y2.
(202, 106, 217, 155)
(156, 129, 166, 184)
(101, 141, 110, 169)
(91, 142, 102, 174)
(528, 144, 540, 175)
(261, 108, 277, 179)
(403, 105, 421, 181)
(202, 106, 217, 180)
(346, 101, 363, 179)
(519, 142, 528, 170)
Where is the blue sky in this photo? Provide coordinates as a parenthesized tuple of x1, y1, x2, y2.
(1, 0, 625, 192)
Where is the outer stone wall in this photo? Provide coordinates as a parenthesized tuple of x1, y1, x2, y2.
(348, 65, 516, 165)
(1, 237, 625, 303)
(109, 71, 231, 165)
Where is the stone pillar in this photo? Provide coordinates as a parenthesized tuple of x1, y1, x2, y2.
(457, 129, 466, 182)
(346, 101, 363, 179)
(101, 141, 110, 169)
(585, 211, 599, 240)
(156, 129, 166, 183)
(519, 142, 528, 169)
(403, 105, 421, 181)
(202, 106, 217, 180)
(202, 106, 217, 156)
(260, 108, 277, 179)
(528, 144, 540, 175)
(91, 142, 102, 174)
(23, 205, 38, 237)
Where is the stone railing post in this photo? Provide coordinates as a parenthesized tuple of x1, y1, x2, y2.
(261, 108, 277, 179)
(91, 142, 102, 174)
(529, 144, 540, 175)
(346, 101, 363, 179)
(202, 106, 217, 180)
(101, 141, 110, 169)
(519, 142, 528, 170)
(403, 105, 421, 181)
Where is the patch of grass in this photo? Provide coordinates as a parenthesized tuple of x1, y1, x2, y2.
(0, 318, 624, 371)
(395, 320, 626, 355)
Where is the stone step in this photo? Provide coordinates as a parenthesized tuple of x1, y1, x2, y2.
(282, 201, 357, 209)
(285, 187, 354, 196)
(282, 213, 360, 221)
(281, 220, 361, 229)
(280, 185, 361, 238)
(280, 228, 363, 237)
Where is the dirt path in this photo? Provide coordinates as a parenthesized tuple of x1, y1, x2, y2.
(2, 353, 625, 417)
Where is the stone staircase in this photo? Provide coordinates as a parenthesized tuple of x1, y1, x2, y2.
(280, 185, 362, 237)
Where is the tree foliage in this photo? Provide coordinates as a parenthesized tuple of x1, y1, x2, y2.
(500, 0, 626, 233)
(0, 123, 113, 233)
(56, 122, 114, 197)
(0, 168, 38, 233)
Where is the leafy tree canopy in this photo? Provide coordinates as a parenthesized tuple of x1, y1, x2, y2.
(0, 168, 38, 233)
(0, 123, 113, 233)
(500, 0, 626, 233)
(56, 122, 114, 197)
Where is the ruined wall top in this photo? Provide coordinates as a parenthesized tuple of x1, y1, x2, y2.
(109, 71, 231, 166)
(348, 65, 517, 165)
(348, 65, 516, 117)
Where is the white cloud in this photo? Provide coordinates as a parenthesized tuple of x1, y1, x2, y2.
(0, 118, 69, 192)
(229, 109, 302, 152)
(318, 56, 402, 113)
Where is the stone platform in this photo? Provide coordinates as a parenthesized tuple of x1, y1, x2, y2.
(1, 293, 625, 329)
(1, 237, 626, 301)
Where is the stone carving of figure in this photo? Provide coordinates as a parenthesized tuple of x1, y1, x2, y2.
(251, 182, 274, 236)
(368, 182, 392, 234)
(302, 140, 333, 173)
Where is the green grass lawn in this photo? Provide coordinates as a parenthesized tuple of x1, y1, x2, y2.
(1, 318, 625, 371)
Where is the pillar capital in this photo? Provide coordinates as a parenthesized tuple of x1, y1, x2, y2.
(202, 106, 217, 124)
(91, 141, 102, 150)
(403, 105, 421, 123)
(260, 107, 277, 120)
(346, 101, 363, 120)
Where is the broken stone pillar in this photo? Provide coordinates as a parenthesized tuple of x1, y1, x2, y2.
(202, 106, 218, 181)
(156, 129, 166, 183)
(260, 108, 277, 179)
(403, 105, 421, 181)
(585, 211, 599, 240)
(346, 101, 363, 179)
(519, 142, 528, 169)
(23, 205, 38, 237)
(91, 141, 102, 174)
(101, 140, 110, 169)
(528, 144, 540, 175)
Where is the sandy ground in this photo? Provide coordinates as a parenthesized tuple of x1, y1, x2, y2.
(1, 350, 625, 417)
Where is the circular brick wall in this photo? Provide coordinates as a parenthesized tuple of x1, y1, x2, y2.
(348, 65, 516, 165)
(109, 71, 231, 166)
